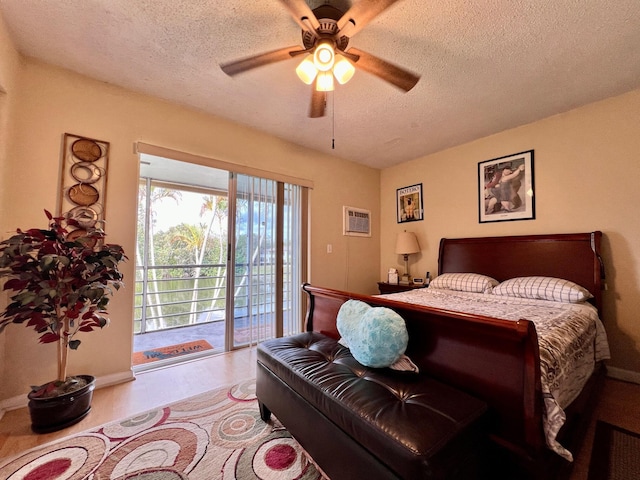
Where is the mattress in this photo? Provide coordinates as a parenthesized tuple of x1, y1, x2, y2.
(380, 287, 610, 461)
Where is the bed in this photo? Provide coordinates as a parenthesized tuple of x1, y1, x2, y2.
(300, 231, 609, 478)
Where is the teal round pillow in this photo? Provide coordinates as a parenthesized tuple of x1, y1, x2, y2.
(337, 300, 408, 368)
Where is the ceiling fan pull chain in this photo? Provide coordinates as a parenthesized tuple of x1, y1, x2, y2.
(332, 92, 335, 150)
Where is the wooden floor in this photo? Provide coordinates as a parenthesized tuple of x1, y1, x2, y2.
(1, 348, 639, 480)
(0, 347, 257, 461)
(568, 376, 640, 480)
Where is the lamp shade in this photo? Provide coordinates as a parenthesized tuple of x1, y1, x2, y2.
(395, 231, 420, 255)
(296, 57, 318, 85)
(316, 71, 334, 91)
(313, 40, 335, 72)
(333, 54, 355, 84)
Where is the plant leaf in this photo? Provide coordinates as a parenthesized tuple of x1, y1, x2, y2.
(40, 255, 58, 271)
(39, 332, 60, 343)
(3, 278, 29, 292)
(15, 291, 37, 306)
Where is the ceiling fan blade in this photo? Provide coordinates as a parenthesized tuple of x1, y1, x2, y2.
(220, 46, 305, 76)
(337, 0, 400, 37)
(278, 0, 320, 35)
(348, 47, 420, 92)
(309, 84, 326, 118)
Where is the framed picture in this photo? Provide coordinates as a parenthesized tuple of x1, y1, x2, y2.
(478, 150, 535, 223)
(397, 183, 423, 223)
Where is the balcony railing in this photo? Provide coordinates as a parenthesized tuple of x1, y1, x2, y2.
(134, 263, 296, 340)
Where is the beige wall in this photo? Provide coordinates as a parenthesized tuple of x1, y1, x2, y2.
(0, 51, 380, 400)
(0, 12, 20, 238)
(0, 13, 21, 404)
(381, 89, 640, 376)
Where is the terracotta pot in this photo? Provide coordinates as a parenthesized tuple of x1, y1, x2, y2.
(27, 375, 96, 433)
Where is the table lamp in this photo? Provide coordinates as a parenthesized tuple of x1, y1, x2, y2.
(395, 231, 420, 284)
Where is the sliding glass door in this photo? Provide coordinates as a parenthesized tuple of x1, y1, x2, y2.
(226, 174, 305, 350)
(135, 151, 308, 362)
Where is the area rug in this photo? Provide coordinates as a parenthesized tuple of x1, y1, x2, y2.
(588, 420, 640, 480)
(0, 378, 323, 479)
(132, 339, 214, 365)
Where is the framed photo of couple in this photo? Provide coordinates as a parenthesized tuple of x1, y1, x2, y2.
(397, 183, 423, 223)
(478, 150, 535, 223)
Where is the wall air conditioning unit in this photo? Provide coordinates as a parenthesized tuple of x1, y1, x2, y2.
(343, 206, 371, 237)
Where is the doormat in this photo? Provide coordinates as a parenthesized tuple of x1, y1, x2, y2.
(588, 420, 640, 480)
(132, 339, 214, 365)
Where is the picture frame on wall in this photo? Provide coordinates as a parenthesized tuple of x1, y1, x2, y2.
(478, 150, 535, 223)
(397, 183, 423, 223)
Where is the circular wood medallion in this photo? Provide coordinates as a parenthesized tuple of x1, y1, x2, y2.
(66, 228, 98, 248)
(67, 206, 98, 229)
(70, 162, 102, 184)
(68, 184, 99, 206)
(71, 139, 102, 162)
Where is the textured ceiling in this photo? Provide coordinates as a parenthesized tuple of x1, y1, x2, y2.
(2, 0, 640, 169)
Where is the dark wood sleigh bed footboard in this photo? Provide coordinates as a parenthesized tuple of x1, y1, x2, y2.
(303, 284, 546, 463)
(302, 231, 606, 478)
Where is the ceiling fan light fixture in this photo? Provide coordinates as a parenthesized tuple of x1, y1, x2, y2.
(333, 54, 355, 84)
(316, 71, 334, 91)
(220, 1, 422, 118)
(313, 40, 335, 72)
(296, 57, 318, 85)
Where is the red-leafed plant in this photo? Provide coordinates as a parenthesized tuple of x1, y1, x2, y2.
(0, 210, 126, 397)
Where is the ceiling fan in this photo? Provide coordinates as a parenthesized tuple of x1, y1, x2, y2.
(220, 0, 420, 118)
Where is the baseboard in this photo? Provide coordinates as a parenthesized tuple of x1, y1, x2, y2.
(606, 366, 640, 384)
(95, 369, 136, 389)
(0, 394, 28, 420)
(0, 369, 136, 420)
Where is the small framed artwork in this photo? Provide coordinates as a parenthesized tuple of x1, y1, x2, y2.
(478, 150, 535, 223)
(397, 183, 423, 223)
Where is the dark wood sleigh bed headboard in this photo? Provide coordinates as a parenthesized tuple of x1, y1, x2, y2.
(438, 231, 605, 316)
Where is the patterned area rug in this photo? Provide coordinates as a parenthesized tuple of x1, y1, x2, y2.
(132, 339, 214, 365)
(0, 379, 323, 479)
(588, 420, 640, 480)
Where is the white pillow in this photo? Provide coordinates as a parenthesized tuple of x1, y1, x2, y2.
(492, 276, 593, 303)
(430, 273, 498, 293)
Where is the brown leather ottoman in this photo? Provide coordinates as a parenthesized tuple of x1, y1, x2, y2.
(257, 332, 489, 480)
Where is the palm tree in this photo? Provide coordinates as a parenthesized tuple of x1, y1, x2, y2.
(171, 223, 208, 324)
(203, 196, 228, 315)
(136, 183, 182, 330)
(171, 193, 227, 325)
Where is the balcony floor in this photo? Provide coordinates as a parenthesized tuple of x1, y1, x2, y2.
(134, 321, 226, 352)
(132, 318, 283, 370)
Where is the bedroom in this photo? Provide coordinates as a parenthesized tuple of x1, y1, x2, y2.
(0, 1, 639, 477)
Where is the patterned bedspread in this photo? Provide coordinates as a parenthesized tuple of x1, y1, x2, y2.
(380, 288, 610, 461)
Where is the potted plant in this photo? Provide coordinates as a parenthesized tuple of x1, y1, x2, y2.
(0, 210, 126, 432)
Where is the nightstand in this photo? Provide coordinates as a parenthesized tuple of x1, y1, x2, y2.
(377, 282, 427, 294)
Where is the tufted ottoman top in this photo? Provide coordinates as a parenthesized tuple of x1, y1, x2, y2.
(258, 332, 489, 479)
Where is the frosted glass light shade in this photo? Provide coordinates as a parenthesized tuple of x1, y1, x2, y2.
(313, 41, 335, 72)
(333, 55, 355, 84)
(316, 71, 334, 91)
(296, 57, 318, 85)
